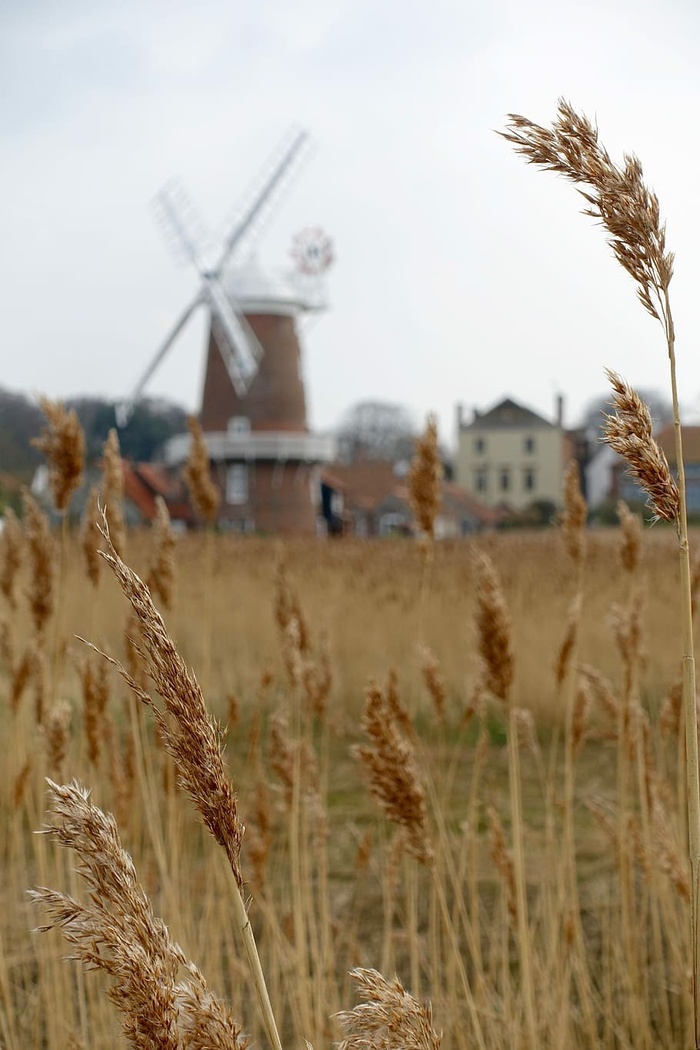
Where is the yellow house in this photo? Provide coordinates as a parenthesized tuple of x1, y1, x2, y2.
(455, 397, 565, 510)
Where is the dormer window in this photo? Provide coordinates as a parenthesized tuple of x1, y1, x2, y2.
(228, 416, 250, 435)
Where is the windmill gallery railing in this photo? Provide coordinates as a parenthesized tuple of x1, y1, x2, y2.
(163, 430, 337, 466)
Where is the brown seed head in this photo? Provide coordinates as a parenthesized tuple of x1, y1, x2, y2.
(354, 678, 432, 864)
(183, 416, 220, 524)
(42, 700, 72, 780)
(561, 460, 587, 564)
(33, 397, 85, 512)
(80, 486, 102, 587)
(93, 515, 245, 887)
(487, 805, 517, 927)
(101, 429, 127, 558)
(31, 780, 248, 1050)
(408, 414, 442, 541)
(555, 593, 582, 689)
(147, 496, 176, 611)
(418, 644, 446, 722)
(617, 500, 642, 574)
(336, 968, 441, 1050)
(603, 370, 679, 523)
(501, 100, 674, 319)
(473, 551, 514, 704)
(0, 507, 23, 609)
(22, 490, 54, 637)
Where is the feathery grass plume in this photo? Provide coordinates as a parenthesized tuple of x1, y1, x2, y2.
(94, 514, 244, 884)
(32, 397, 85, 512)
(336, 968, 441, 1050)
(77, 654, 110, 767)
(22, 490, 54, 637)
(147, 496, 176, 612)
(31, 780, 248, 1050)
(473, 550, 514, 703)
(354, 678, 432, 864)
(102, 429, 127, 558)
(12, 756, 32, 811)
(618, 500, 642, 574)
(603, 371, 679, 523)
(418, 644, 446, 722)
(10, 642, 37, 716)
(408, 414, 442, 542)
(572, 678, 592, 755)
(0, 507, 23, 609)
(80, 485, 102, 587)
(500, 100, 674, 320)
(487, 805, 517, 926)
(183, 416, 220, 524)
(41, 700, 71, 780)
(554, 592, 582, 689)
(651, 793, 691, 903)
(561, 460, 587, 565)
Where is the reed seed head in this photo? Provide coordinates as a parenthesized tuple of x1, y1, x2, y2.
(336, 968, 441, 1050)
(33, 397, 85, 513)
(31, 780, 247, 1050)
(183, 416, 220, 525)
(473, 551, 514, 704)
(408, 414, 442, 542)
(94, 514, 245, 887)
(102, 429, 127, 558)
(603, 370, 679, 523)
(561, 460, 587, 565)
(617, 500, 642, 574)
(80, 485, 102, 587)
(147, 496, 176, 612)
(354, 678, 432, 865)
(22, 490, 54, 637)
(0, 507, 23, 609)
(501, 100, 673, 320)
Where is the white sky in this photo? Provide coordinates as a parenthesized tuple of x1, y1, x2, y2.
(2, 0, 700, 451)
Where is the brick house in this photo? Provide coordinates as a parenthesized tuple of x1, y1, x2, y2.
(320, 461, 500, 537)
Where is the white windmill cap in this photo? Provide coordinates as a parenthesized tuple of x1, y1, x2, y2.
(226, 259, 326, 316)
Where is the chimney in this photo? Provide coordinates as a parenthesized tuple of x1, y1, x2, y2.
(555, 394, 564, 428)
(455, 402, 464, 431)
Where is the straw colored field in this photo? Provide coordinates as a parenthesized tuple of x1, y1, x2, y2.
(0, 524, 695, 1048)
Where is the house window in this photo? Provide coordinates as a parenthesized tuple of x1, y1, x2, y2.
(475, 437, 486, 454)
(474, 468, 488, 493)
(523, 467, 536, 492)
(228, 416, 250, 435)
(379, 512, 409, 536)
(226, 463, 248, 505)
(524, 436, 535, 454)
(499, 468, 511, 493)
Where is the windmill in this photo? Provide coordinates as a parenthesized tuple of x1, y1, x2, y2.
(122, 129, 335, 534)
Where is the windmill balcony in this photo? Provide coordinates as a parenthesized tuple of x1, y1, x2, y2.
(163, 430, 336, 466)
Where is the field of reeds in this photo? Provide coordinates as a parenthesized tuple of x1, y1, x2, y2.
(0, 486, 698, 1049)
(2, 100, 699, 1050)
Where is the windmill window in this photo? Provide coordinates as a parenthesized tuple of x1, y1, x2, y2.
(226, 464, 249, 505)
(228, 416, 250, 435)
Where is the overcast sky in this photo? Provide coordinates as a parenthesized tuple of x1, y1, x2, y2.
(2, 0, 700, 449)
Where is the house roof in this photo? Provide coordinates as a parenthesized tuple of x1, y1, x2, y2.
(321, 461, 399, 511)
(656, 425, 700, 466)
(464, 397, 556, 430)
(122, 462, 194, 524)
(322, 461, 500, 526)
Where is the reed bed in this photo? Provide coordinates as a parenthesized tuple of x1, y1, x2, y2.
(0, 512, 697, 1049)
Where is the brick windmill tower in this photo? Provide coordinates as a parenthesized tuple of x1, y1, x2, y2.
(119, 131, 335, 534)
